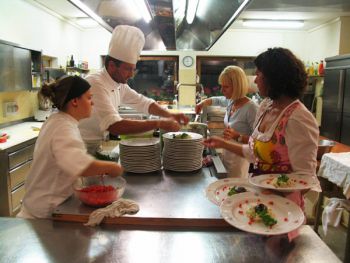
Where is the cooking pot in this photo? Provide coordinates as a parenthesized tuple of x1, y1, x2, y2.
(317, 139, 336, 160)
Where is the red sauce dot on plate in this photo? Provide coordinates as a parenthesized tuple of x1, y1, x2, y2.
(238, 210, 243, 214)
(268, 201, 274, 205)
(284, 218, 288, 222)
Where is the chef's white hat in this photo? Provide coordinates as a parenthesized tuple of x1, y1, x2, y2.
(108, 25, 145, 64)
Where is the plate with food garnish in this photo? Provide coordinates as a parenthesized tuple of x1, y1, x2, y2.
(205, 178, 261, 206)
(220, 192, 304, 235)
(248, 173, 318, 192)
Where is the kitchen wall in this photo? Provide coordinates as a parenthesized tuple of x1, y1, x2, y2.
(0, 0, 349, 124)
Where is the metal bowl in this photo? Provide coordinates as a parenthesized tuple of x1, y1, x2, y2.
(317, 139, 336, 160)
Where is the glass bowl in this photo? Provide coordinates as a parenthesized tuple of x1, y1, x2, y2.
(74, 175, 126, 207)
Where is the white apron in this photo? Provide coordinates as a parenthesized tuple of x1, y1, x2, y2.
(222, 148, 250, 178)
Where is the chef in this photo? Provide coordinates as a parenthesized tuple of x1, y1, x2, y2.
(79, 25, 189, 153)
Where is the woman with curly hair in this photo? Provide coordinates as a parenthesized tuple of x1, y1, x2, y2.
(203, 47, 320, 240)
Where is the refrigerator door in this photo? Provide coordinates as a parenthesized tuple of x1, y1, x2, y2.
(321, 68, 345, 141)
(340, 69, 350, 145)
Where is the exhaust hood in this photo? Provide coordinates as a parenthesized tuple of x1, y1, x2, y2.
(68, 0, 251, 51)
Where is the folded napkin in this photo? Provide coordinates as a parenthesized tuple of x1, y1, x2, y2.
(84, 198, 139, 227)
(322, 198, 350, 235)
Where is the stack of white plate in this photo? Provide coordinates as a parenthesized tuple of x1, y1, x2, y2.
(119, 138, 161, 173)
(162, 132, 204, 172)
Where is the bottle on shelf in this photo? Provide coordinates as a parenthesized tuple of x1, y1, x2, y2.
(69, 55, 75, 67)
(309, 62, 315, 76)
(318, 60, 324, 75)
(314, 62, 319, 75)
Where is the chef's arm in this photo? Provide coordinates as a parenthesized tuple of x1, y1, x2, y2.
(108, 118, 180, 135)
(80, 160, 123, 177)
(148, 102, 189, 125)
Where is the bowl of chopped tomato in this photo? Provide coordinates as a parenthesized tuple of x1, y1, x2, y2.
(74, 175, 126, 207)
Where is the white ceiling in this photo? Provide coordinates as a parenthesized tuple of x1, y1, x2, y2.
(30, 0, 350, 31)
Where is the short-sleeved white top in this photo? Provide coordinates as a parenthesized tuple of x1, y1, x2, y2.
(22, 112, 94, 218)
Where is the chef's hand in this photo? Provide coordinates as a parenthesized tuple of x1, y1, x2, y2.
(195, 102, 204, 114)
(223, 127, 239, 140)
(108, 163, 124, 177)
(202, 136, 227, 149)
(170, 113, 189, 125)
(158, 118, 181, 131)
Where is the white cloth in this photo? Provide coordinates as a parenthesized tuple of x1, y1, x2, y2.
(84, 198, 139, 226)
(243, 99, 320, 188)
(108, 25, 145, 64)
(318, 152, 350, 199)
(322, 198, 350, 235)
(78, 68, 155, 142)
(19, 112, 94, 218)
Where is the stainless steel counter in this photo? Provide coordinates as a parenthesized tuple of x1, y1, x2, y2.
(0, 217, 341, 263)
(53, 168, 231, 228)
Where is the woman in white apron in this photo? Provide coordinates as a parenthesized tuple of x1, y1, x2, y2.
(195, 66, 258, 177)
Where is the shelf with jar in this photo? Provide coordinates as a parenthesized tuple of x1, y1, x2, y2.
(65, 66, 90, 77)
(31, 49, 42, 89)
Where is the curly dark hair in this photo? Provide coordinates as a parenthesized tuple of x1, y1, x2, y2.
(254, 47, 307, 100)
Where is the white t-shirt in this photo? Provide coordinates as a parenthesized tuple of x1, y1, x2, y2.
(79, 68, 155, 142)
(20, 112, 94, 218)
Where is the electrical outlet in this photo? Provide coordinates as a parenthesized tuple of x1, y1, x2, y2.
(3, 101, 19, 117)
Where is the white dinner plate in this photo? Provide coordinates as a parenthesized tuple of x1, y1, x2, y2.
(249, 173, 319, 192)
(162, 131, 203, 140)
(220, 192, 305, 235)
(206, 178, 261, 206)
(120, 138, 160, 146)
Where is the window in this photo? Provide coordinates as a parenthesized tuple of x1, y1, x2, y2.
(127, 56, 179, 102)
(197, 56, 256, 98)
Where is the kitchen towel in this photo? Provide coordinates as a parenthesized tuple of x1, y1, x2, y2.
(322, 198, 350, 235)
(84, 198, 139, 227)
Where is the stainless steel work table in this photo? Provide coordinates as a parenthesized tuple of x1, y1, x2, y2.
(0, 217, 341, 263)
(53, 167, 233, 228)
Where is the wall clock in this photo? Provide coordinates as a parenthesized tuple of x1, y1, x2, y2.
(182, 56, 194, 67)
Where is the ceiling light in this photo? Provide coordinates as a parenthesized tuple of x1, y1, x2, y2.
(75, 17, 98, 28)
(69, 0, 113, 31)
(242, 19, 304, 29)
(186, 0, 199, 24)
(133, 0, 152, 23)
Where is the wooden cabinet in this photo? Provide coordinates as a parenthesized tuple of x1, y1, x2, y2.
(0, 139, 36, 216)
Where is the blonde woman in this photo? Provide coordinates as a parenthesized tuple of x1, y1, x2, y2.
(195, 66, 258, 177)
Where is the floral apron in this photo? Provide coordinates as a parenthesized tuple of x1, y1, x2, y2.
(249, 101, 304, 240)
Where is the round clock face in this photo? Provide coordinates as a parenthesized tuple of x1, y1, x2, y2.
(183, 56, 194, 67)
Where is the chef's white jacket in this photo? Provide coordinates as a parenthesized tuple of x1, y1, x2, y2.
(79, 68, 155, 142)
(19, 112, 94, 218)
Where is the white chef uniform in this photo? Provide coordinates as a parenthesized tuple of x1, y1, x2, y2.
(78, 68, 155, 148)
(18, 112, 94, 218)
(79, 25, 155, 152)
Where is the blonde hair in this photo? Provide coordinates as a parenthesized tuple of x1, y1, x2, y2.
(218, 65, 248, 100)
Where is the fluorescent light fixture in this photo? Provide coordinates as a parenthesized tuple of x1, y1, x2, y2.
(133, 0, 152, 23)
(68, 0, 113, 31)
(186, 0, 199, 24)
(75, 17, 98, 27)
(242, 19, 304, 29)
